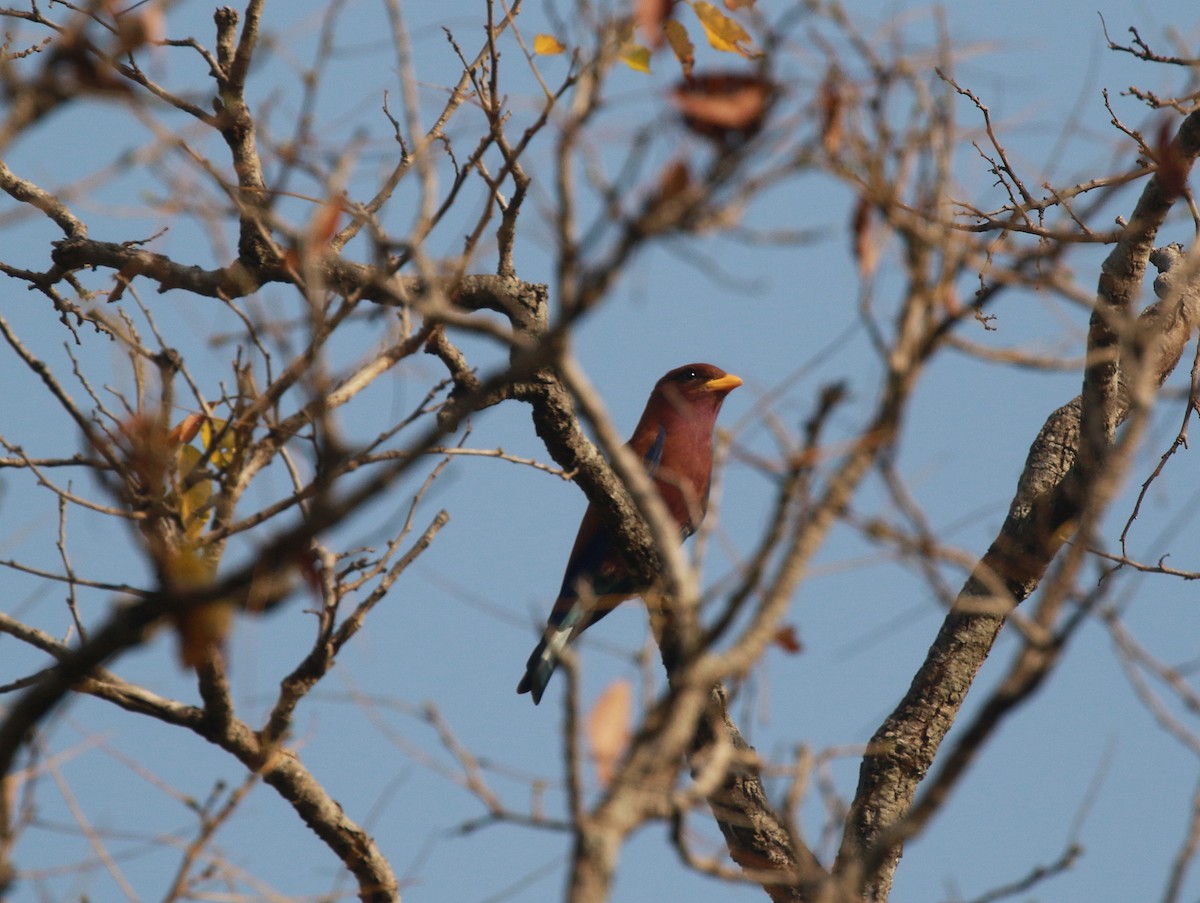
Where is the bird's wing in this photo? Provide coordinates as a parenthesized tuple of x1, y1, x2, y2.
(643, 425, 666, 476)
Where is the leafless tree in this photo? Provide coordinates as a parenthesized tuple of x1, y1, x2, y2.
(2, 2, 1199, 902)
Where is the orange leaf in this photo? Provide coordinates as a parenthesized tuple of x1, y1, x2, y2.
(724, 0, 754, 8)
(168, 413, 204, 446)
(663, 19, 694, 80)
(285, 198, 344, 270)
(773, 625, 803, 654)
(533, 33, 566, 55)
(310, 198, 342, 247)
(588, 679, 632, 787)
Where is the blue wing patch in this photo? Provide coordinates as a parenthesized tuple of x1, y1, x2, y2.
(644, 425, 665, 477)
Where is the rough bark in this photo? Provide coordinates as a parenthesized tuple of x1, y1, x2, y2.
(836, 108, 1200, 901)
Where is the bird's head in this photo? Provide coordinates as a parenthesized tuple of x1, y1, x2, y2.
(653, 363, 743, 419)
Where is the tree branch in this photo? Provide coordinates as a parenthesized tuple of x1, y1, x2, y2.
(837, 107, 1200, 901)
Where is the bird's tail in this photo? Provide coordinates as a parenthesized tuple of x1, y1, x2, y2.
(516, 624, 572, 704)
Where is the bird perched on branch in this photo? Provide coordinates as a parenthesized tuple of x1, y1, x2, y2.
(517, 363, 742, 704)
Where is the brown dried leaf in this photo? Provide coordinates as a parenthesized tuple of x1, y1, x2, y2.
(773, 624, 803, 654)
(588, 679, 633, 787)
(657, 159, 693, 203)
(937, 282, 961, 316)
(819, 65, 845, 156)
(672, 72, 772, 142)
(663, 19, 694, 80)
(296, 548, 325, 598)
(119, 413, 172, 494)
(851, 194, 878, 279)
(113, 3, 165, 55)
(175, 600, 232, 668)
(634, 0, 674, 49)
(1156, 118, 1188, 199)
(108, 264, 137, 302)
(636, 159, 696, 233)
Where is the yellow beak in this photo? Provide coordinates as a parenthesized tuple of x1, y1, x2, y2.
(704, 373, 743, 392)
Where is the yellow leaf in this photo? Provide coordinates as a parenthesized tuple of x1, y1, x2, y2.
(691, 1, 757, 57)
(164, 542, 215, 587)
(588, 680, 632, 787)
(176, 444, 212, 540)
(724, 0, 754, 8)
(619, 43, 652, 74)
(533, 33, 566, 55)
(200, 417, 237, 470)
(663, 20, 694, 80)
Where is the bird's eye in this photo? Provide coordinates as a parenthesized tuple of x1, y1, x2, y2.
(682, 369, 699, 380)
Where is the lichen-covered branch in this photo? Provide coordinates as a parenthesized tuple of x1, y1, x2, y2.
(837, 107, 1200, 901)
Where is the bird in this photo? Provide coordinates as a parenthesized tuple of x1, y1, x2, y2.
(517, 363, 742, 704)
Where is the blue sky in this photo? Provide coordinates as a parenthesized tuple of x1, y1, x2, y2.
(4, 1, 1200, 901)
